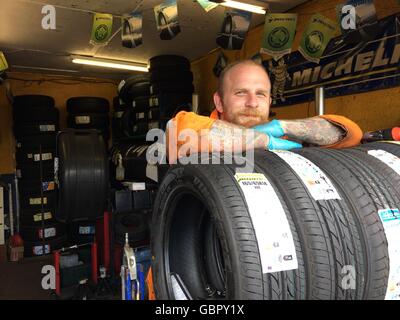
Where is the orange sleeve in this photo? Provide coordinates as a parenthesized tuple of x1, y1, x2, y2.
(170, 111, 215, 134)
(166, 111, 216, 163)
(318, 114, 363, 148)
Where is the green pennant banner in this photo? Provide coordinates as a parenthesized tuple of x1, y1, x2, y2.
(299, 13, 337, 64)
(90, 13, 113, 45)
(0, 52, 8, 72)
(260, 13, 298, 61)
(197, 0, 219, 12)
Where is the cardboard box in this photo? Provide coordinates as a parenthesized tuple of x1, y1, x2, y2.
(9, 246, 24, 262)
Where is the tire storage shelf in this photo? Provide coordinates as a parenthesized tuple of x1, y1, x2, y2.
(151, 142, 400, 300)
(12, 95, 67, 257)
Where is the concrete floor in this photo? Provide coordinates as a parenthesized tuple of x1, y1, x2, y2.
(0, 255, 55, 300)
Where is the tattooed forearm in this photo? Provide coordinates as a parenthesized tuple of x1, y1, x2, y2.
(280, 117, 345, 146)
(207, 120, 269, 152)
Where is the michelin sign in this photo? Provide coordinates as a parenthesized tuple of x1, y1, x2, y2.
(265, 13, 400, 107)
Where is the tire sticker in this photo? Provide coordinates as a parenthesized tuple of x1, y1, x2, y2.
(115, 111, 123, 119)
(367, 149, 400, 176)
(78, 226, 95, 235)
(272, 150, 341, 201)
(234, 173, 298, 273)
(42, 181, 55, 191)
(138, 112, 145, 120)
(75, 116, 91, 124)
(33, 244, 50, 256)
(29, 197, 48, 205)
(39, 227, 56, 239)
(33, 212, 52, 222)
(378, 208, 400, 300)
(34, 153, 53, 162)
(39, 125, 55, 132)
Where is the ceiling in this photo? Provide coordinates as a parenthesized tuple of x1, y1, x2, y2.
(0, 0, 308, 79)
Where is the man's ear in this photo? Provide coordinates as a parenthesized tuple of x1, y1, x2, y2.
(213, 92, 224, 114)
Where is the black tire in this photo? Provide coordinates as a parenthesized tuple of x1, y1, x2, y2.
(17, 162, 54, 181)
(254, 150, 364, 300)
(19, 189, 56, 211)
(111, 143, 154, 182)
(18, 179, 56, 195)
(151, 82, 194, 95)
(148, 108, 160, 121)
(114, 211, 149, 246)
(16, 134, 57, 150)
(57, 130, 109, 222)
(133, 96, 151, 109)
(149, 55, 190, 70)
(13, 95, 55, 108)
(150, 70, 193, 83)
(152, 157, 305, 300)
(119, 75, 150, 104)
(13, 106, 59, 124)
(20, 221, 66, 242)
(24, 235, 68, 257)
(67, 97, 110, 114)
(359, 141, 400, 156)
(16, 148, 55, 165)
(151, 93, 192, 108)
(14, 123, 59, 138)
(295, 148, 390, 299)
(130, 82, 151, 97)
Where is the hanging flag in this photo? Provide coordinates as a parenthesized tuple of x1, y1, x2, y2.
(216, 9, 252, 50)
(154, 0, 181, 40)
(122, 12, 143, 48)
(213, 51, 228, 77)
(197, 0, 219, 12)
(299, 13, 337, 64)
(337, 0, 377, 34)
(260, 13, 298, 61)
(0, 52, 8, 72)
(90, 13, 113, 46)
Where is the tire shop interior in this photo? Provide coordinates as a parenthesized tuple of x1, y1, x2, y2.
(0, 0, 400, 301)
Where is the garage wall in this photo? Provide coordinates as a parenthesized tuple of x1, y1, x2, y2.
(0, 72, 118, 174)
(191, 0, 400, 131)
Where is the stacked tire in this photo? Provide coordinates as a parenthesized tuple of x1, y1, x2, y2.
(148, 55, 193, 130)
(151, 143, 400, 300)
(115, 74, 153, 142)
(12, 95, 67, 257)
(66, 97, 110, 142)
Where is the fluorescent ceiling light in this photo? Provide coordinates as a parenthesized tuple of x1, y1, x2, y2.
(217, 1, 267, 14)
(71, 55, 149, 72)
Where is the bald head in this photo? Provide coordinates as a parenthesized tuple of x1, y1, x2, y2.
(217, 60, 270, 98)
(213, 59, 272, 127)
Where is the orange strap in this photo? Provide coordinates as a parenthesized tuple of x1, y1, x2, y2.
(145, 266, 156, 300)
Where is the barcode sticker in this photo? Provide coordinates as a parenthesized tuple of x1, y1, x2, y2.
(39, 125, 55, 132)
(33, 212, 52, 222)
(34, 153, 53, 162)
(29, 197, 48, 205)
(75, 116, 91, 124)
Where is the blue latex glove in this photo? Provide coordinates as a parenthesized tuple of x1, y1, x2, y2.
(253, 119, 285, 138)
(267, 134, 302, 150)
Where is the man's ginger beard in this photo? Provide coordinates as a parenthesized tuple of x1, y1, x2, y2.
(220, 103, 270, 127)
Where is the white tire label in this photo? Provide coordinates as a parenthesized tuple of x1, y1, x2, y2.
(115, 111, 123, 119)
(33, 244, 50, 256)
(29, 197, 48, 205)
(273, 150, 341, 201)
(367, 149, 400, 176)
(78, 226, 95, 235)
(34, 153, 53, 162)
(138, 112, 145, 120)
(39, 227, 56, 239)
(39, 125, 55, 132)
(75, 116, 91, 124)
(378, 208, 400, 300)
(234, 173, 298, 274)
(33, 212, 52, 222)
